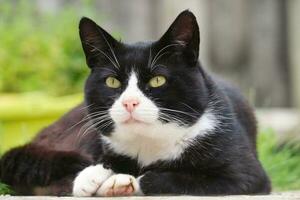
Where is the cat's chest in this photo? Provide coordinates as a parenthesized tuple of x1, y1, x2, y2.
(101, 112, 217, 167)
(102, 123, 186, 167)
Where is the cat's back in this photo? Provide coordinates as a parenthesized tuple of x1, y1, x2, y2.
(212, 75, 257, 152)
(32, 103, 102, 160)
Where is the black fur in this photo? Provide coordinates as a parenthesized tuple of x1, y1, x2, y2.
(0, 10, 270, 195)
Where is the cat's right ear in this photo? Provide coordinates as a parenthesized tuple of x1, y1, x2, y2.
(79, 17, 119, 67)
(156, 10, 200, 65)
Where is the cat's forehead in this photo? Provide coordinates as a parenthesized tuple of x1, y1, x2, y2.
(118, 42, 152, 67)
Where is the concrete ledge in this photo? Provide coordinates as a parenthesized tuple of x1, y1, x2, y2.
(1, 192, 300, 200)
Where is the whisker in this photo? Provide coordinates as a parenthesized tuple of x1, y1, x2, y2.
(101, 67, 118, 76)
(179, 102, 201, 115)
(150, 51, 169, 71)
(149, 43, 181, 71)
(79, 115, 111, 141)
(151, 63, 168, 72)
(65, 116, 90, 132)
(148, 46, 153, 68)
(97, 30, 120, 69)
(159, 107, 198, 119)
(65, 107, 106, 132)
(97, 120, 114, 130)
(78, 103, 95, 111)
(76, 112, 109, 134)
(159, 113, 188, 126)
(83, 42, 119, 70)
(77, 120, 94, 142)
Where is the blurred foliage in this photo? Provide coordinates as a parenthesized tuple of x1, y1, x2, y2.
(0, 0, 104, 95)
(0, 182, 13, 195)
(258, 129, 300, 191)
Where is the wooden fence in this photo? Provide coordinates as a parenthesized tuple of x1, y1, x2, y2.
(36, 0, 300, 108)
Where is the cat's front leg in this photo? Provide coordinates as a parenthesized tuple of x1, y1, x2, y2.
(138, 170, 270, 195)
(72, 164, 113, 197)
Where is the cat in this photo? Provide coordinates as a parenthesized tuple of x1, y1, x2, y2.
(0, 10, 271, 196)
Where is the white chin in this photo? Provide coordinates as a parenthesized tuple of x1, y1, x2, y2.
(121, 118, 149, 125)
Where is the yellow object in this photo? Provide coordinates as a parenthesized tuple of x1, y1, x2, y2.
(106, 77, 121, 88)
(149, 76, 166, 88)
(0, 93, 82, 153)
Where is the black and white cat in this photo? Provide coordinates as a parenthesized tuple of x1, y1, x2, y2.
(0, 10, 271, 196)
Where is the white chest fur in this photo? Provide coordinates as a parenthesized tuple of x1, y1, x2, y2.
(102, 111, 217, 167)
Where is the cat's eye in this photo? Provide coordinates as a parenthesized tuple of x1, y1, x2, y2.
(149, 75, 166, 88)
(106, 77, 121, 88)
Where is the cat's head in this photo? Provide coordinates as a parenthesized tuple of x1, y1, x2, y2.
(79, 10, 210, 136)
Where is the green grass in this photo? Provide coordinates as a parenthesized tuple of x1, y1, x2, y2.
(0, 95, 299, 194)
(258, 129, 300, 191)
(0, 183, 13, 195)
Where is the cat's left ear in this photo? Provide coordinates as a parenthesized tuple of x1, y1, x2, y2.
(158, 10, 200, 64)
(79, 17, 120, 67)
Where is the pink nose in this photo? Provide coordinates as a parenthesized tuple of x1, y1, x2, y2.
(122, 99, 140, 112)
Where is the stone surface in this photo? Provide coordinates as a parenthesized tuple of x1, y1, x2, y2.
(1, 192, 300, 200)
(256, 108, 300, 142)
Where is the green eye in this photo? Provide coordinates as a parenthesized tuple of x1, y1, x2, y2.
(106, 77, 121, 88)
(149, 75, 166, 88)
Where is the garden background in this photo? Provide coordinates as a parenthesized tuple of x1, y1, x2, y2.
(1, 0, 300, 194)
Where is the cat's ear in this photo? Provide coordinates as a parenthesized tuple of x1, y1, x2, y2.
(79, 17, 119, 67)
(158, 10, 200, 64)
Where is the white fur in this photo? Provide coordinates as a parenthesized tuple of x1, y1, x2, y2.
(73, 164, 113, 197)
(105, 72, 218, 167)
(97, 174, 142, 196)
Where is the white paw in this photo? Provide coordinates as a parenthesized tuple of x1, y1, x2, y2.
(72, 164, 113, 197)
(96, 174, 141, 197)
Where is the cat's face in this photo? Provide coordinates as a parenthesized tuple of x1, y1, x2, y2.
(80, 10, 209, 136)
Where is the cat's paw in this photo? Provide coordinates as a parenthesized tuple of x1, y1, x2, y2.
(96, 174, 141, 196)
(72, 164, 113, 197)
